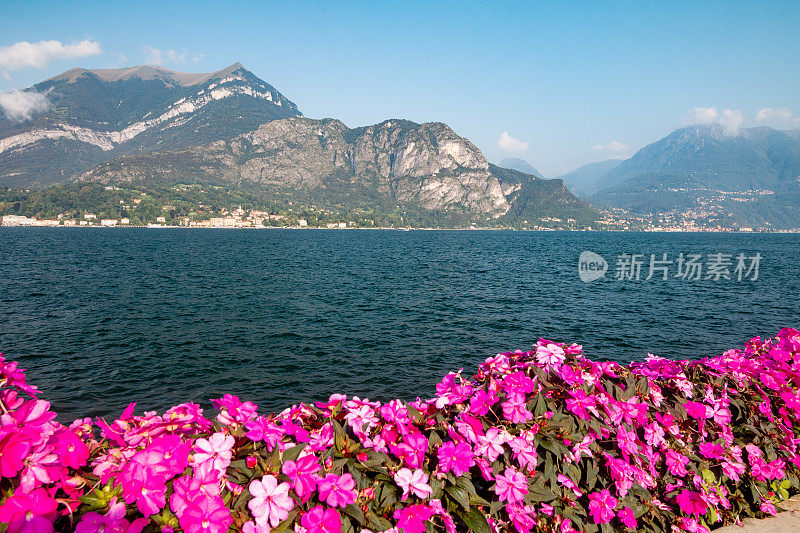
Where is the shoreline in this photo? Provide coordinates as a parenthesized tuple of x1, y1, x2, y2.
(2, 225, 800, 234)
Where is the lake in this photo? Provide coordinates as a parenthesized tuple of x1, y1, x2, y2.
(0, 228, 797, 421)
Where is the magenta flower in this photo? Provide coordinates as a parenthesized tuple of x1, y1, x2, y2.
(179, 494, 232, 533)
(0, 431, 32, 478)
(394, 468, 433, 500)
(587, 489, 617, 524)
(684, 401, 710, 420)
(437, 441, 475, 476)
(248, 475, 295, 527)
(698, 442, 725, 460)
(468, 389, 499, 416)
(317, 473, 358, 508)
(51, 428, 90, 469)
(282, 454, 322, 502)
(393, 504, 434, 533)
(0, 488, 58, 533)
(76, 499, 135, 533)
(245, 416, 284, 450)
(494, 467, 528, 504)
(210, 394, 258, 425)
(618, 506, 637, 529)
(676, 490, 708, 516)
(300, 505, 342, 533)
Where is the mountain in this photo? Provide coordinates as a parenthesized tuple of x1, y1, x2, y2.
(489, 165, 597, 226)
(556, 159, 622, 196)
(1, 63, 598, 227)
(590, 125, 800, 228)
(498, 157, 542, 177)
(76, 117, 597, 225)
(0, 63, 301, 186)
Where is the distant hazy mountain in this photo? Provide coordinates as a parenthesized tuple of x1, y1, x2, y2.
(556, 159, 622, 196)
(590, 125, 800, 228)
(595, 125, 800, 192)
(499, 157, 542, 177)
(0, 63, 301, 186)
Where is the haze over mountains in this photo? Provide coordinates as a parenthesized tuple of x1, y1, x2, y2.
(0, 63, 597, 227)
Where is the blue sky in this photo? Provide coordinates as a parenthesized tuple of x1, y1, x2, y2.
(1, 0, 798, 176)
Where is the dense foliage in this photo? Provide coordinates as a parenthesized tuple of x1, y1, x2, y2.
(3, 329, 800, 533)
(0, 177, 595, 229)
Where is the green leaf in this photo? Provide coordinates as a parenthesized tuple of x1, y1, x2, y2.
(444, 485, 470, 510)
(455, 508, 491, 533)
(342, 503, 365, 525)
(366, 511, 393, 531)
(281, 443, 308, 463)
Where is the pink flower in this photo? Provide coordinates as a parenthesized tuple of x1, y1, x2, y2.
(437, 441, 475, 476)
(565, 389, 598, 420)
(210, 394, 258, 425)
(618, 506, 637, 529)
(665, 450, 690, 477)
(0, 488, 57, 533)
(282, 455, 322, 502)
(76, 499, 136, 533)
(587, 489, 617, 524)
(616, 426, 638, 457)
(501, 396, 533, 423)
(248, 475, 295, 528)
(245, 417, 284, 450)
(393, 505, 434, 533)
(494, 467, 528, 504)
(507, 503, 536, 533)
(394, 468, 433, 500)
(509, 437, 538, 472)
(179, 495, 232, 533)
(557, 474, 582, 497)
(300, 505, 342, 533)
(536, 343, 566, 368)
(317, 473, 357, 508)
(676, 490, 708, 516)
(193, 432, 234, 472)
(170, 474, 221, 516)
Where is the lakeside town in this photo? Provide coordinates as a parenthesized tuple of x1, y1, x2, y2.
(4, 209, 800, 232)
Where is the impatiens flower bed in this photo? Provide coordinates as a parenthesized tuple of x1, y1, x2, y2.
(2, 329, 800, 533)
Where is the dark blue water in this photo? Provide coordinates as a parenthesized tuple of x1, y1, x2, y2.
(1, 228, 798, 422)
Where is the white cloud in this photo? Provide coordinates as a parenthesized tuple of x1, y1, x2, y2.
(0, 90, 50, 121)
(497, 131, 529, 152)
(0, 40, 102, 72)
(192, 53, 205, 63)
(142, 46, 186, 66)
(756, 107, 800, 126)
(684, 106, 743, 135)
(591, 140, 630, 154)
